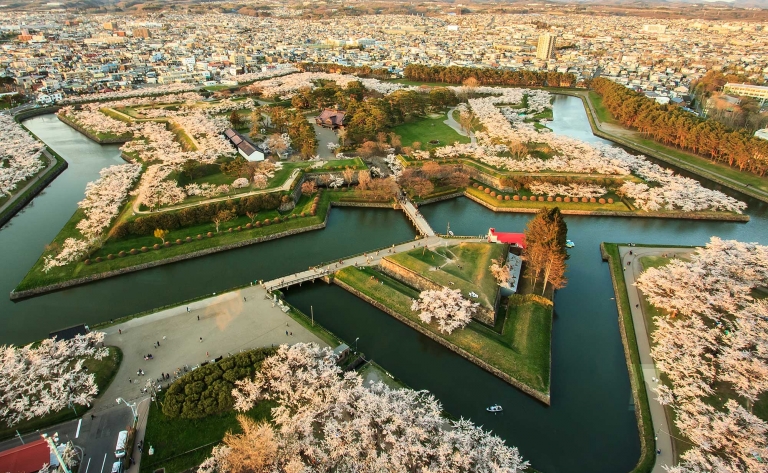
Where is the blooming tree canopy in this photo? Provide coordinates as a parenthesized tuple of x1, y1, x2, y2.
(411, 287, 479, 334)
(199, 343, 528, 473)
(0, 332, 108, 427)
(0, 114, 46, 198)
(636, 237, 768, 472)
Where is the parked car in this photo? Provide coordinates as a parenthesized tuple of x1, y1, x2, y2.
(115, 430, 128, 458)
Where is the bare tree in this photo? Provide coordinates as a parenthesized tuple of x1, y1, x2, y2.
(212, 209, 234, 233)
(342, 166, 356, 189)
(357, 170, 372, 191)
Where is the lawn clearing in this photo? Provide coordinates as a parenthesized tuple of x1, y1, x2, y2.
(393, 115, 470, 150)
(140, 394, 275, 473)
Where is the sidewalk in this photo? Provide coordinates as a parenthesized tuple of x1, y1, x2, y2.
(94, 285, 328, 411)
(618, 245, 694, 473)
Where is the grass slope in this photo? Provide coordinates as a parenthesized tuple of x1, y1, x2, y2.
(140, 394, 275, 473)
(386, 242, 505, 311)
(16, 193, 330, 292)
(335, 266, 552, 395)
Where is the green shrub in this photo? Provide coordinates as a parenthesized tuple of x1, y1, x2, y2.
(161, 347, 276, 419)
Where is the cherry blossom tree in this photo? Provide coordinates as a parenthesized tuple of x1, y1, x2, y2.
(43, 164, 141, 272)
(636, 237, 768, 472)
(0, 332, 108, 427)
(0, 114, 46, 198)
(200, 343, 528, 473)
(411, 288, 479, 334)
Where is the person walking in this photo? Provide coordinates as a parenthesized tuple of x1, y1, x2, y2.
(119, 329, 122, 335)
(199, 337, 203, 342)
(197, 315, 200, 321)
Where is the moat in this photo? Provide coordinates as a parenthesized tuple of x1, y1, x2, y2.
(2, 95, 767, 473)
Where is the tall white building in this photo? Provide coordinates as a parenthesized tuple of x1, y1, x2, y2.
(536, 34, 556, 60)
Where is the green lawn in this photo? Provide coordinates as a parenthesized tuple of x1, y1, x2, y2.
(312, 157, 367, 171)
(393, 115, 470, 150)
(140, 393, 275, 473)
(587, 91, 618, 125)
(15, 193, 331, 292)
(386, 242, 505, 311)
(335, 266, 553, 395)
(0, 347, 122, 441)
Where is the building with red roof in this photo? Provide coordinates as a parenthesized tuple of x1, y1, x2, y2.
(487, 228, 526, 249)
(0, 439, 52, 473)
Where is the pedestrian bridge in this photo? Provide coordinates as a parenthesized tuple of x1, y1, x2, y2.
(399, 198, 435, 237)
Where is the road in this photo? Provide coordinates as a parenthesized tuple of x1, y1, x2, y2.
(619, 245, 695, 473)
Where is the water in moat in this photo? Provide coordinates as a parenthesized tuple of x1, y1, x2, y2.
(2, 96, 767, 472)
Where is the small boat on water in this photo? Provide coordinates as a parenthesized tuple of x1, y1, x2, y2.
(565, 240, 575, 248)
(486, 405, 503, 413)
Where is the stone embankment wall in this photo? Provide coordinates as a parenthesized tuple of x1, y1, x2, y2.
(600, 243, 654, 473)
(333, 277, 550, 405)
(379, 258, 496, 325)
(418, 192, 464, 205)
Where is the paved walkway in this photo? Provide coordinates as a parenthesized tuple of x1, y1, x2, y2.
(619, 245, 695, 473)
(400, 197, 435, 237)
(264, 235, 484, 292)
(94, 285, 328, 410)
(0, 148, 55, 217)
(131, 168, 301, 215)
(444, 107, 476, 144)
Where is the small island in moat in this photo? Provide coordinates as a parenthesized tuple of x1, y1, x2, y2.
(332, 207, 568, 404)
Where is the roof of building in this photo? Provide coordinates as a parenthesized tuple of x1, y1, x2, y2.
(49, 323, 88, 341)
(0, 439, 50, 473)
(316, 109, 346, 126)
(238, 140, 260, 156)
(488, 228, 526, 248)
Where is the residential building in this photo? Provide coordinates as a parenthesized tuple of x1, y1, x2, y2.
(536, 34, 557, 60)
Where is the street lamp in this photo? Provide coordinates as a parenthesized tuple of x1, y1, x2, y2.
(354, 337, 360, 352)
(116, 397, 138, 426)
(41, 433, 70, 473)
